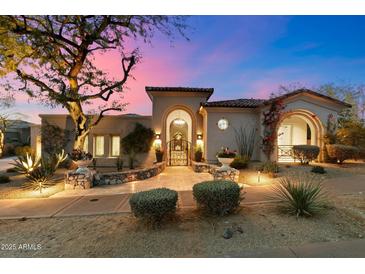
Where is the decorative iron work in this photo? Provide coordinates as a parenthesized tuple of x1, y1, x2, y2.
(167, 137, 191, 166)
(278, 145, 294, 162)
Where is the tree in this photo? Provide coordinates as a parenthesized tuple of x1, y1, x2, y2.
(121, 123, 155, 169)
(0, 89, 15, 157)
(0, 16, 188, 150)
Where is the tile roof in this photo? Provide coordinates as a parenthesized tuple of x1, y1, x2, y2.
(201, 98, 266, 108)
(145, 86, 214, 93)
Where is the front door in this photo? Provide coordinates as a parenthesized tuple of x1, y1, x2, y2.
(168, 133, 190, 166)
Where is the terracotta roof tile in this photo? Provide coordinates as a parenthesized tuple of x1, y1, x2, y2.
(202, 98, 266, 108)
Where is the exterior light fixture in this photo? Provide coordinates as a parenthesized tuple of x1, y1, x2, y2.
(155, 133, 160, 140)
(173, 118, 186, 125)
(257, 171, 261, 183)
(197, 134, 203, 140)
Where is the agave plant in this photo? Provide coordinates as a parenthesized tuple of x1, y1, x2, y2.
(23, 167, 54, 194)
(12, 153, 41, 174)
(270, 172, 328, 217)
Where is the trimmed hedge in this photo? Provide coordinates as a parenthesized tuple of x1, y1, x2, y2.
(129, 188, 178, 222)
(258, 161, 279, 174)
(326, 144, 359, 164)
(230, 155, 249, 170)
(193, 180, 241, 215)
(292, 145, 320, 164)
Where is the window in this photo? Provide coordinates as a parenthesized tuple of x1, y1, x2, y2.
(217, 118, 229, 131)
(94, 136, 104, 156)
(83, 135, 89, 152)
(111, 136, 120, 157)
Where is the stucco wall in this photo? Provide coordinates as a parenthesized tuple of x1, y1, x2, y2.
(204, 108, 261, 163)
(37, 114, 155, 167)
(279, 116, 308, 145)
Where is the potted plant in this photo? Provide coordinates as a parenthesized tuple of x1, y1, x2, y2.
(155, 147, 164, 163)
(195, 146, 203, 162)
(216, 147, 236, 171)
(70, 149, 93, 172)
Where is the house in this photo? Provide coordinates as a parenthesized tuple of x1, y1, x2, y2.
(4, 120, 34, 146)
(30, 87, 350, 167)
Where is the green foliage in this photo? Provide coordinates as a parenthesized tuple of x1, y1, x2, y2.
(234, 126, 256, 159)
(0, 174, 10, 184)
(258, 161, 279, 174)
(116, 156, 123, 171)
(15, 146, 34, 157)
(292, 145, 320, 164)
(3, 143, 15, 156)
(122, 123, 155, 169)
(311, 166, 326, 174)
(270, 172, 328, 217)
(41, 122, 69, 156)
(155, 149, 164, 163)
(193, 180, 242, 216)
(129, 188, 178, 224)
(194, 146, 203, 162)
(336, 120, 365, 148)
(326, 144, 359, 164)
(6, 167, 17, 173)
(12, 153, 41, 174)
(230, 155, 249, 170)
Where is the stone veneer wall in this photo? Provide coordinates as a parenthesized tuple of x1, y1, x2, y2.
(65, 170, 96, 190)
(93, 162, 166, 186)
(191, 161, 239, 182)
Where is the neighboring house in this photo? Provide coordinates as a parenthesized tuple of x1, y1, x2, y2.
(31, 87, 350, 167)
(5, 120, 35, 146)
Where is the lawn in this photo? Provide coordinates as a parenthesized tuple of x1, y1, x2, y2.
(0, 193, 363, 258)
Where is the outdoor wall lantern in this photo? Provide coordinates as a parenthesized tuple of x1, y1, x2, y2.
(197, 134, 203, 140)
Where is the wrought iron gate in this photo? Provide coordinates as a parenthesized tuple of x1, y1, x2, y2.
(167, 138, 190, 166)
(277, 145, 294, 162)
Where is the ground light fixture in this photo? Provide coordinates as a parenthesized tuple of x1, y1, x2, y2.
(257, 171, 261, 183)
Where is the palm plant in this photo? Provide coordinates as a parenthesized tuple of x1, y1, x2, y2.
(270, 172, 328, 217)
(234, 126, 256, 159)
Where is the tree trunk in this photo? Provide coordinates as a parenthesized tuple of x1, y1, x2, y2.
(67, 101, 90, 150)
(0, 129, 4, 157)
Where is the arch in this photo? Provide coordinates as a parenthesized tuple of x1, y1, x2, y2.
(161, 105, 197, 165)
(276, 109, 325, 162)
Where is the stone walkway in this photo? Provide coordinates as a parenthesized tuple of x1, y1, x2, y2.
(52, 166, 213, 197)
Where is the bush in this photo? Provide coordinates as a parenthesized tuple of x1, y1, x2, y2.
(326, 144, 359, 164)
(311, 165, 326, 174)
(270, 172, 328, 217)
(15, 146, 34, 157)
(129, 188, 178, 223)
(193, 180, 242, 215)
(3, 143, 15, 156)
(258, 161, 279, 174)
(230, 155, 249, 170)
(0, 174, 11, 184)
(292, 145, 320, 164)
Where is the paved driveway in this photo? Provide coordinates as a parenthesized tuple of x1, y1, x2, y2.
(0, 156, 16, 172)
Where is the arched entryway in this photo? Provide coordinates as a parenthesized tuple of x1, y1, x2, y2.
(276, 109, 325, 162)
(165, 109, 193, 166)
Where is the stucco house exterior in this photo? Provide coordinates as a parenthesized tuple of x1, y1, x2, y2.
(31, 86, 350, 167)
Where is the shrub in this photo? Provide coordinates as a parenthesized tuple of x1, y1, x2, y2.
(258, 161, 279, 174)
(230, 155, 249, 170)
(292, 145, 320, 164)
(15, 146, 34, 157)
(3, 143, 15, 156)
(0, 174, 11, 184)
(193, 180, 242, 216)
(311, 165, 326, 174)
(12, 153, 41, 174)
(216, 147, 236, 158)
(129, 188, 178, 223)
(326, 144, 359, 164)
(6, 167, 17, 173)
(194, 146, 203, 162)
(270, 172, 328, 217)
(122, 123, 155, 169)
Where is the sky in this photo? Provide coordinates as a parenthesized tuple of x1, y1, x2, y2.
(6, 15, 365, 123)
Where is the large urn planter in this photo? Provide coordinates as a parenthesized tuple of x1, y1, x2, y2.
(73, 159, 93, 173)
(217, 157, 234, 171)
